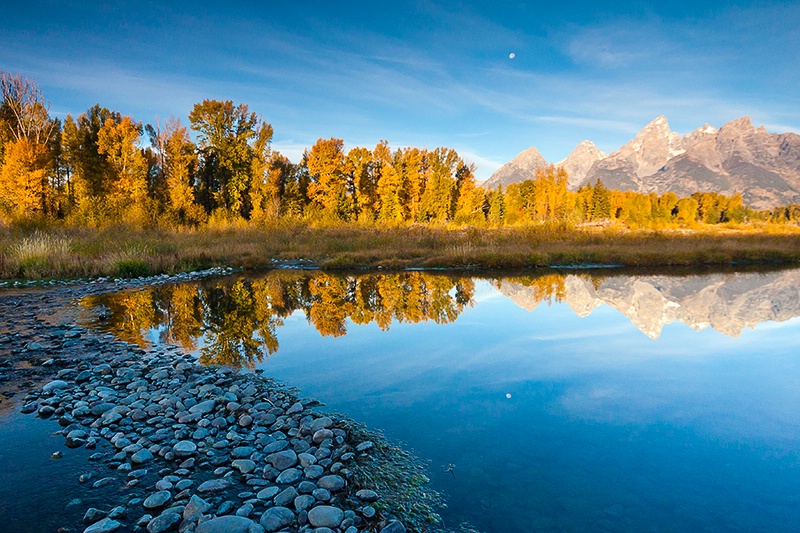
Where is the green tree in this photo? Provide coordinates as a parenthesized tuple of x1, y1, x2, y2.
(589, 179, 611, 220)
(487, 187, 506, 225)
(189, 99, 271, 218)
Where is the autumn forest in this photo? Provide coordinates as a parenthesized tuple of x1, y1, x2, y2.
(3, 72, 800, 231)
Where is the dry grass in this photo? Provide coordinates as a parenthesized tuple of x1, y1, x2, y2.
(1, 221, 800, 280)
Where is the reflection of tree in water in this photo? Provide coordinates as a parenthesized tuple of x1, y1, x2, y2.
(84, 271, 476, 369)
(499, 273, 569, 305)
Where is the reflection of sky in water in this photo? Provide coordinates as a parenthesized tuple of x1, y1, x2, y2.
(89, 272, 800, 532)
(260, 279, 800, 532)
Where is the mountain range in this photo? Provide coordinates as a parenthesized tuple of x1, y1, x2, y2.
(493, 269, 800, 339)
(483, 116, 800, 209)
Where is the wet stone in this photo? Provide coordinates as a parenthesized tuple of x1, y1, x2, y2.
(307, 505, 344, 528)
(146, 509, 182, 533)
(259, 506, 294, 532)
(84, 517, 122, 533)
(317, 475, 345, 492)
(275, 468, 302, 484)
(196, 515, 264, 533)
(198, 478, 229, 493)
(143, 490, 172, 509)
(273, 486, 298, 507)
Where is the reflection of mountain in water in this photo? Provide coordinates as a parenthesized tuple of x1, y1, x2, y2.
(494, 270, 800, 338)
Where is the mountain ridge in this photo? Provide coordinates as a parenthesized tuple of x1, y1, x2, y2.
(484, 116, 800, 208)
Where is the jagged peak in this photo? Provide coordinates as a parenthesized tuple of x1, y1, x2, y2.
(513, 145, 545, 159)
(692, 124, 718, 136)
(557, 140, 607, 165)
(723, 116, 755, 130)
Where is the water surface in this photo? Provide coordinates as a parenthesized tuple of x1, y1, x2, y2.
(81, 268, 800, 532)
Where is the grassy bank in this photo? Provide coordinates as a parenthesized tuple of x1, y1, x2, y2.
(2, 222, 800, 280)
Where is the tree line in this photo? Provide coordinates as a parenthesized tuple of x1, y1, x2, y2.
(2, 72, 798, 228)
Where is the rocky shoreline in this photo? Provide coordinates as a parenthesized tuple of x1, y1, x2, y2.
(0, 269, 428, 533)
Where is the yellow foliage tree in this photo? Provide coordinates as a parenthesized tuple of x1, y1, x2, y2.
(97, 116, 149, 222)
(0, 137, 48, 215)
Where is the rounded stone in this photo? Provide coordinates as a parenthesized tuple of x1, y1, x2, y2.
(275, 467, 303, 484)
(231, 459, 257, 474)
(143, 490, 172, 509)
(172, 440, 197, 457)
(380, 521, 407, 533)
(294, 494, 315, 512)
(146, 510, 182, 533)
(131, 448, 154, 464)
(259, 506, 294, 532)
(256, 486, 280, 501)
(198, 478, 229, 493)
(307, 505, 344, 528)
(196, 515, 265, 533)
(273, 486, 298, 508)
(43, 380, 69, 392)
(83, 518, 122, 533)
(356, 489, 379, 502)
(269, 449, 298, 471)
(317, 475, 345, 491)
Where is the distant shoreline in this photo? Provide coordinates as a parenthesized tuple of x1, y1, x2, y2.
(2, 223, 800, 282)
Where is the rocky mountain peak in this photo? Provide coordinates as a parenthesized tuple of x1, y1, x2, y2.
(486, 115, 800, 208)
(683, 124, 719, 149)
(483, 146, 548, 190)
(557, 141, 608, 189)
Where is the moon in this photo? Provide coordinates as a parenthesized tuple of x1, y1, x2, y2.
(509, 52, 516, 59)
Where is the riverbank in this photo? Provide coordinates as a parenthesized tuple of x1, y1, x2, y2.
(0, 271, 443, 533)
(2, 223, 800, 281)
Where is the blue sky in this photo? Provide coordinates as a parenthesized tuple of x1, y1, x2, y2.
(2, 1, 799, 180)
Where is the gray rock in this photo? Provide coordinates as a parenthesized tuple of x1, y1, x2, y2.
(356, 489, 379, 502)
(304, 465, 324, 479)
(146, 510, 182, 533)
(293, 494, 315, 512)
(307, 505, 344, 528)
(232, 459, 257, 474)
(380, 521, 407, 533)
(269, 449, 298, 471)
(196, 515, 265, 533)
(256, 486, 280, 501)
(356, 441, 374, 452)
(308, 417, 333, 431)
(131, 448, 154, 464)
(198, 478, 229, 493)
(312, 488, 331, 501)
(312, 429, 334, 444)
(183, 494, 212, 520)
(263, 440, 289, 453)
(83, 507, 107, 524)
(232, 446, 256, 459)
(275, 468, 302, 484)
(66, 429, 88, 448)
(143, 490, 172, 509)
(286, 401, 303, 415)
(259, 506, 294, 532)
(273, 486, 298, 507)
(317, 475, 345, 491)
(43, 380, 69, 392)
(235, 502, 254, 517)
(83, 518, 122, 533)
(297, 452, 316, 467)
(297, 481, 317, 494)
(172, 440, 197, 457)
(189, 399, 216, 414)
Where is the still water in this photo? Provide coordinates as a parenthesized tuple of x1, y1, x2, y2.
(83, 268, 800, 532)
